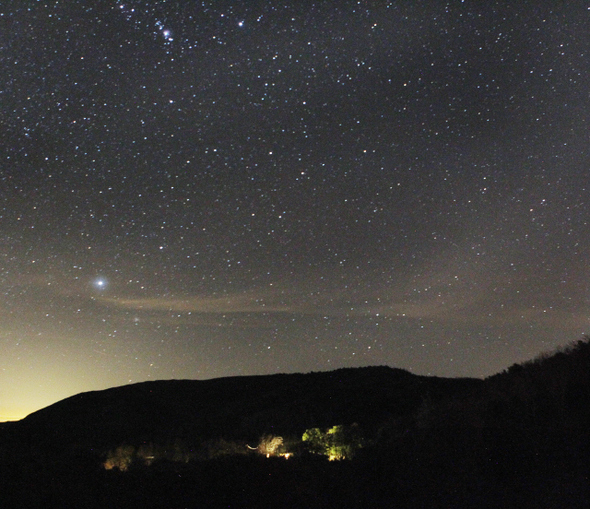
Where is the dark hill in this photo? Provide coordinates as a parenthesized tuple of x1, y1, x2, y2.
(1, 343, 589, 509)
(15, 366, 481, 453)
(409, 338, 590, 429)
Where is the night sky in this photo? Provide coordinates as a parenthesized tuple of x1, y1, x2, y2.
(2, 1, 589, 420)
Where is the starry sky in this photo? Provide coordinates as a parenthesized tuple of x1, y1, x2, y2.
(1, 1, 589, 420)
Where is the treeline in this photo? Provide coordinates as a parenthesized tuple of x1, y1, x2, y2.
(400, 337, 590, 430)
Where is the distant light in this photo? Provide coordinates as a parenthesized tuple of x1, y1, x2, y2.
(93, 278, 107, 289)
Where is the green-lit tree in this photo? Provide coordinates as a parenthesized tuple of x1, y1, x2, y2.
(302, 427, 326, 455)
(302, 424, 363, 460)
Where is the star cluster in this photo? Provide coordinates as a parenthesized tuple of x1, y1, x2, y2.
(1, 1, 589, 420)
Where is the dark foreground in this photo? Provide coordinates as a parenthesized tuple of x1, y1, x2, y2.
(2, 426, 587, 508)
(2, 340, 589, 508)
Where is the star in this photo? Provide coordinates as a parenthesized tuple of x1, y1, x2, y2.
(93, 278, 107, 290)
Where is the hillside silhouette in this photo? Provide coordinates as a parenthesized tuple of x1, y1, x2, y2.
(1, 339, 589, 508)
(15, 366, 480, 452)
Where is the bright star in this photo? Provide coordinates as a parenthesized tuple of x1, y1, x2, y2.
(93, 278, 107, 289)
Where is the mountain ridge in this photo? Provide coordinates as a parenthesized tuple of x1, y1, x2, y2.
(1, 341, 589, 508)
(15, 366, 482, 451)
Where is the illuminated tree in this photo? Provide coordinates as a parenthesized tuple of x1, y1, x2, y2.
(302, 424, 363, 460)
(103, 444, 136, 471)
(250, 434, 284, 457)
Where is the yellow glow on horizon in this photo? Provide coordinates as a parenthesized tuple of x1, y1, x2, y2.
(0, 410, 29, 422)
